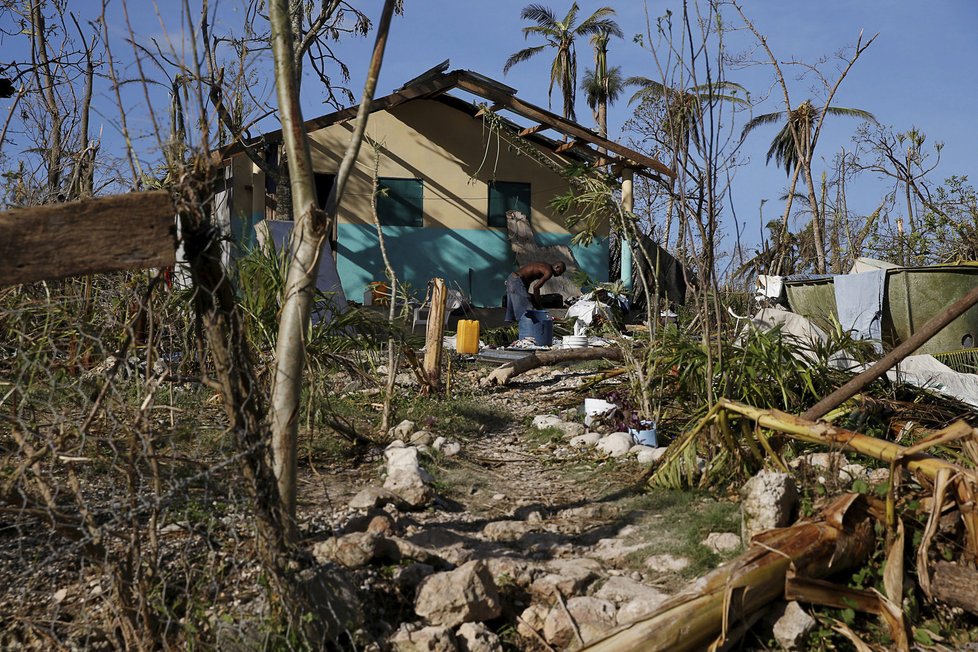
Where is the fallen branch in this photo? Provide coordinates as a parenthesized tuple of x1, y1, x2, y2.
(671, 399, 978, 560)
(583, 494, 874, 651)
(485, 347, 624, 385)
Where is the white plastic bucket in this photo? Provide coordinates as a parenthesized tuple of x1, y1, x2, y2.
(584, 398, 617, 426)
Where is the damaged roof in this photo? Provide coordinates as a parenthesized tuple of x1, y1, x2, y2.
(234, 61, 675, 182)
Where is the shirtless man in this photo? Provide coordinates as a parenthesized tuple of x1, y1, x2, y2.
(504, 261, 566, 322)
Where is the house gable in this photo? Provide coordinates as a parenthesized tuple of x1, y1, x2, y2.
(223, 67, 674, 307)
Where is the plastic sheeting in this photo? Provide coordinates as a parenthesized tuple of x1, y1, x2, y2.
(834, 269, 886, 353)
(888, 355, 978, 408)
(258, 219, 347, 324)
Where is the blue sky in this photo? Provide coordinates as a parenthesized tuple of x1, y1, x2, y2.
(3, 1, 976, 262)
(329, 1, 978, 260)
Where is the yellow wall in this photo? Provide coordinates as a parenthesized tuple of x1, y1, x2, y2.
(305, 98, 590, 235)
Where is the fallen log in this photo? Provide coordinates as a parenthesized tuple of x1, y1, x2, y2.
(485, 346, 623, 385)
(931, 561, 978, 616)
(583, 494, 874, 651)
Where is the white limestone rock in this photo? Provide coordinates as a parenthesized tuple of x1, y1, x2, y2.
(570, 433, 602, 448)
(389, 420, 417, 441)
(456, 622, 503, 652)
(543, 596, 616, 648)
(596, 432, 634, 458)
(384, 446, 434, 508)
(772, 601, 816, 650)
(389, 623, 456, 652)
(741, 470, 798, 544)
(702, 532, 741, 554)
(636, 447, 669, 466)
(415, 560, 502, 627)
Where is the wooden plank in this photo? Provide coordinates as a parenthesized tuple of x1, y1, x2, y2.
(0, 191, 177, 286)
(518, 124, 548, 137)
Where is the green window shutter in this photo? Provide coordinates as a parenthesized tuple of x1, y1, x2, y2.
(488, 181, 531, 228)
(377, 178, 423, 227)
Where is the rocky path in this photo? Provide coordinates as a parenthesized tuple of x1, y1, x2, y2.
(300, 366, 745, 650)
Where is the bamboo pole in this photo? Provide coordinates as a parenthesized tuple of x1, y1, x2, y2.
(423, 278, 447, 392)
(717, 398, 978, 484)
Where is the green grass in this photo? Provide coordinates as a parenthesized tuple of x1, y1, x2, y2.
(523, 425, 566, 448)
(615, 489, 742, 579)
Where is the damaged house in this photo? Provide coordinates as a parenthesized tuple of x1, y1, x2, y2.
(217, 62, 673, 308)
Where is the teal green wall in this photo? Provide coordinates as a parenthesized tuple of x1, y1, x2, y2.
(337, 224, 608, 307)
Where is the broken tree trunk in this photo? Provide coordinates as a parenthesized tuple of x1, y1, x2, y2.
(583, 494, 874, 652)
(423, 277, 448, 392)
(268, 0, 396, 535)
(803, 282, 978, 421)
(486, 346, 624, 385)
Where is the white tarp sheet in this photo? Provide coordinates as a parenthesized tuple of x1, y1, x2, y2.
(258, 219, 347, 324)
(888, 355, 978, 408)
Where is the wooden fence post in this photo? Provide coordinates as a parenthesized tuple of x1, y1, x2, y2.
(423, 277, 447, 392)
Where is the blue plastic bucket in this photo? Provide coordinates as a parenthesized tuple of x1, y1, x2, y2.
(629, 421, 658, 446)
(518, 310, 554, 346)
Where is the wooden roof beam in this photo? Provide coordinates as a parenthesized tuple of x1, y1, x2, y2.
(455, 74, 675, 179)
(554, 139, 582, 154)
(518, 124, 548, 137)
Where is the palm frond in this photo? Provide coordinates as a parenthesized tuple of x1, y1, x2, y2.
(624, 76, 669, 105)
(706, 93, 748, 106)
(603, 66, 625, 104)
(690, 80, 748, 95)
(765, 122, 799, 172)
(578, 8, 623, 39)
(824, 106, 877, 124)
(521, 3, 558, 29)
(561, 2, 580, 30)
(581, 65, 624, 109)
(739, 111, 787, 141)
(504, 45, 546, 74)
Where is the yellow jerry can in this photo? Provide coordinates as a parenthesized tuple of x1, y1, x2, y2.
(456, 320, 480, 354)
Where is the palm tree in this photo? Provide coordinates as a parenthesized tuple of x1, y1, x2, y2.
(741, 100, 875, 273)
(625, 77, 748, 151)
(581, 30, 624, 138)
(741, 101, 874, 174)
(504, 3, 622, 121)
